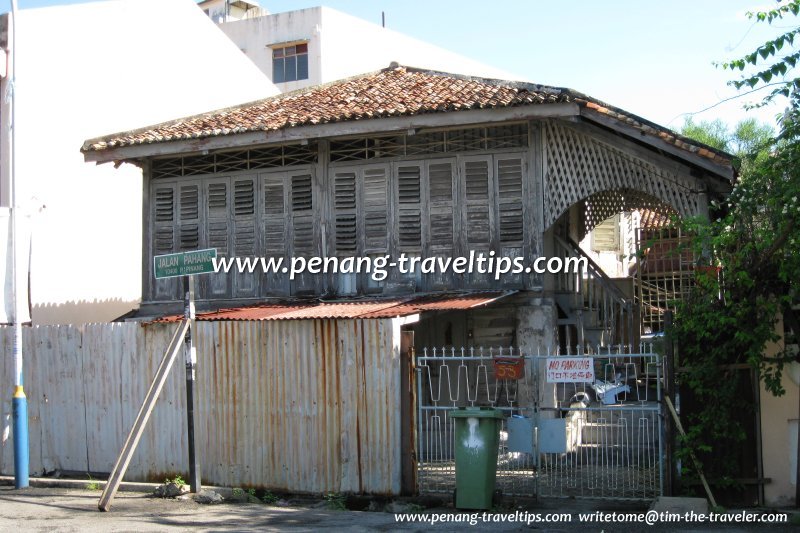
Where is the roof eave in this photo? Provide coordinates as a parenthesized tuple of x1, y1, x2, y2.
(82, 102, 581, 164)
(579, 107, 734, 182)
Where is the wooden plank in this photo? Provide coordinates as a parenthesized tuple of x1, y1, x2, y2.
(665, 396, 717, 509)
(526, 121, 543, 290)
(98, 319, 189, 512)
(83, 104, 581, 164)
(399, 330, 415, 495)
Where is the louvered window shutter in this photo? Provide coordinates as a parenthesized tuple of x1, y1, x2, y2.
(427, 161, 454, 248)
(333, 171, 357, 255)
(205, 179, 230, 298)
(263, 174, 286, 256)
(496, 158, 524, 244)
(233, 177, 257, 296)
(291, 173, 314, 257)
(178, 184, 199, 251)
(592, 214, 620, 252)
(152, 184, 176, 301)
(207, 180, 229, 255)
(362, 167, 388, 252)
(463, 159, 491, 246)
(397, 165, 422, 250)
(153, 185, 175, 255)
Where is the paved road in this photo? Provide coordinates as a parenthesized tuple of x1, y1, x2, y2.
(0, 487, 796, 532)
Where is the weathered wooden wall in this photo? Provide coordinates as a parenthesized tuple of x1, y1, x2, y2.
(0, 319, 401, 494)
(144, 123, 537, 307)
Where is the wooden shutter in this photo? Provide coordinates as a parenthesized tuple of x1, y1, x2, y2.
(261, 172, 289, 296)
(263, 173, 286, 256)
(592, 214, 620, 251)
(153, 185, 175, 255)
(205, 178, 230, 298)
(290, 171, 316, 294)
(462, 158, 492, 246)
(152, 184, 176, 301)
(233, 177, 257, 297)
(291, 173, 314, 256)
(427, 161, 454, 248)
(426, 160, 456, 290)
(397, 165, 422, 250)
(362, 167, 388, 252)
(496, 158, 524, 244)
(333, 171, 357, 255)
(178, 183, 200, 251)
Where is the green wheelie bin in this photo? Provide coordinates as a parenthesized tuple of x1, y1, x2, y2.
(449, 406, 505, 510)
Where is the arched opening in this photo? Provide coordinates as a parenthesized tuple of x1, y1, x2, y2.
(545, 187, 696, 353)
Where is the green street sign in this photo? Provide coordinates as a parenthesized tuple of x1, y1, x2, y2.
(154, 248, 217, 279)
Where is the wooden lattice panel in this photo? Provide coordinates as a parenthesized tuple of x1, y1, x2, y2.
(544, 121, 699, 230)
(583, 189, 675, 237)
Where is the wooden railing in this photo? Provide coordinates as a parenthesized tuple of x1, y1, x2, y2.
(553, 235, 638, 351)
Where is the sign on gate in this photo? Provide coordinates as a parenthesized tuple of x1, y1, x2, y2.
(493, 356, 525, 380)
(545, 357, 594, 383)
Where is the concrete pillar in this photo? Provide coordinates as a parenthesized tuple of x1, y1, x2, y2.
(516, 296, 558, 413)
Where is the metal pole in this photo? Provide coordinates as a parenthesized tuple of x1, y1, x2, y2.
(8, 0, 28, 490)
(184, 275, 200, 492)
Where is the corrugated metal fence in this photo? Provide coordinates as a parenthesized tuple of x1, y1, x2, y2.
(0, 319, 400, 494)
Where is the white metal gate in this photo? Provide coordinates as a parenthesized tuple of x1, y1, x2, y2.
(415, 345, 663, 500)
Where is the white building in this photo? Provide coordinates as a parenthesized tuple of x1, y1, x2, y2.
(0, 0, 276, 325)
(198, 0, 266, 24)
(209, 4, 520, 92)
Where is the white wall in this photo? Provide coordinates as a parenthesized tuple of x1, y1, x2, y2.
(219, 5, 521, 93)
(220, 7, 324, 92)
(760, 316, 799, 507)
(320, 7, 521, 83)
(5, 0, 276, 324)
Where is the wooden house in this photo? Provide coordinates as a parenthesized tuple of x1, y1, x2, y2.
(78, 64, 738, 499)
(82, 65, 732, 353)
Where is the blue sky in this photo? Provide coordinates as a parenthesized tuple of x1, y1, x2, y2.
(4, 0, 792, 130)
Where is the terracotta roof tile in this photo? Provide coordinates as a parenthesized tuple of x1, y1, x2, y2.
(82, 65, 732, 168)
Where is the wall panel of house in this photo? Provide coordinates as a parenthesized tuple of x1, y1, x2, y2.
(143, 125, 537, 307)
(0, 319, 401, 495)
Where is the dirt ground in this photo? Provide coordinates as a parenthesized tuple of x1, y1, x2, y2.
(0, 486, 797, 532)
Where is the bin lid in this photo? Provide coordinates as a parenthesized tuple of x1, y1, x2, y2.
(448, 406, 505, 419)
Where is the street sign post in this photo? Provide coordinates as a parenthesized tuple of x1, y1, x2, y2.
(154, 250, 218, 493)
(153, 249, 217, 495)
(100, 248, 216, 511)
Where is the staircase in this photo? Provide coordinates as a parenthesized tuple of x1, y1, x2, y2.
(553, 236, 639, 352)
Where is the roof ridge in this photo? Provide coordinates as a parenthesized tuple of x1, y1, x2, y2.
(81, 64, 734, 171)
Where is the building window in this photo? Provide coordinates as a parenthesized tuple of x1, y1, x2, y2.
(272, 43, 309, 83)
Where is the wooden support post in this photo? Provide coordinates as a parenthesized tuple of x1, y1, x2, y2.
(663, 310, 675, 496)
(98, 319, 190, 512)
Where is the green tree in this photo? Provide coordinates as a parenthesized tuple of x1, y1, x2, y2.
(680, 118, 730, 151)
(668, 0, 800, 489)
(680, 117, 774, 171)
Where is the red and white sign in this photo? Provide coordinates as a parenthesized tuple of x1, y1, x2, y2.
(545, 357, 595, 383)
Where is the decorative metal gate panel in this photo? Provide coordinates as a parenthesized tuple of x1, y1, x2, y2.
(415, 347, 536, 497)
(415, 345, 663, 501)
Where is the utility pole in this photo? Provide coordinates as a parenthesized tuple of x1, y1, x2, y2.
(8, 0, 28, 490)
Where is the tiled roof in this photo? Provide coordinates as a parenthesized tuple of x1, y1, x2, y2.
(148, 291, 514, 323)
(82, 65, 731, 168)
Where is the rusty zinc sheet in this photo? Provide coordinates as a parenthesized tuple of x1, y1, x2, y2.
(150, 291, 513, 323)
(0, 319, 401, 495)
